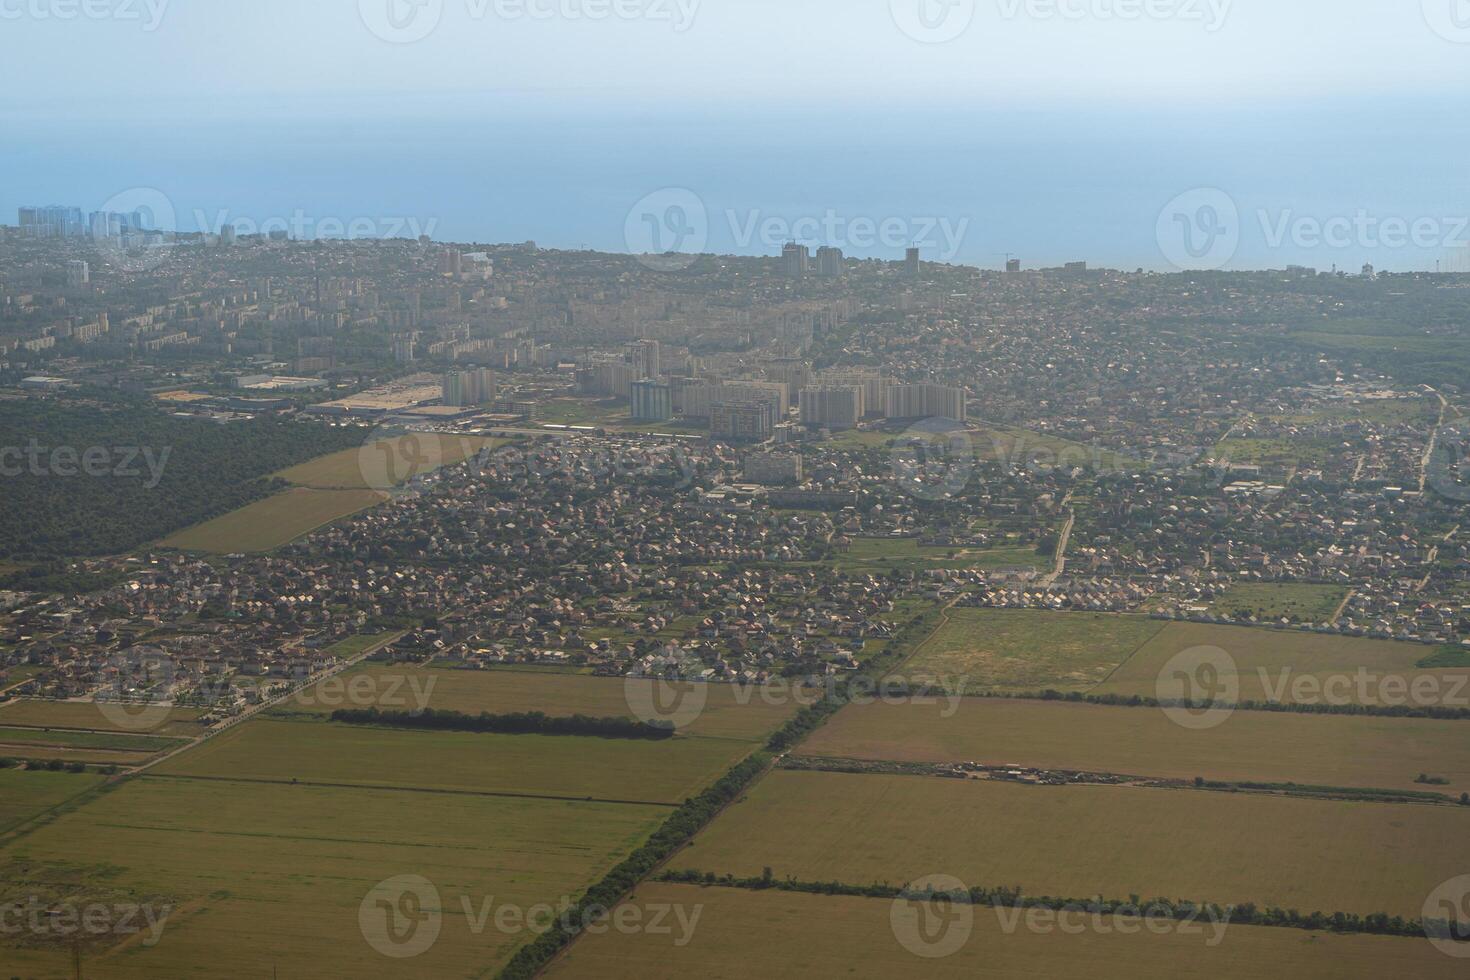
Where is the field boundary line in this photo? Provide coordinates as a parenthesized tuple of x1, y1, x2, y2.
(138, 772, 680, 808)
(1088, 616, 1170, 692)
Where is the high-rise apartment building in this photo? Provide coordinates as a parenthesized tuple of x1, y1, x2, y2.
(443, 368, 496, 407)
(782, 242, 809, 279)
(815, 246, 844, 278)
(630, 379, 674, 421)
(800, 385, 864, 430)
(884, 384, 967, 422)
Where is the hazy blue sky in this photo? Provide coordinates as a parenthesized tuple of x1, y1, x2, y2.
(5, 0, 1470, 270)
(5, 0, 1470, 115)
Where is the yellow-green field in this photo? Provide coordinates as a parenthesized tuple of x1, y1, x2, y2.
(0, 700, 206, 737)
(1, 775, 665, 978)
(797, 698, 1470, 794)
(546, 883, 1465, 980)
(277, 434, 505, 489)
(1209, 583, 1350, 623)
(0, 769, 104, 835)
(160, 487, 386, 553)
(153, 717, 754, 805)
(273, 666, 798, 741)
(1094, 620, 1470, 707)
(668, 770, 1470, 918)
(898, 609, 1166, 692)
(834, 539, 1043, 573)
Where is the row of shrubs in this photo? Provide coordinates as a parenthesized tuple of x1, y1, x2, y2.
(0, 757, 117, 774)
(329, 707, 675, 740)
(895, 684, 1470, 721)
(658, 869, 1470, 944)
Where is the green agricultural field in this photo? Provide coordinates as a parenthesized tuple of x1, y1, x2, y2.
(834, 538, 1042, 573)
(322, 632, 398, 658)
(0, 700, 206, 737)
(274, 666, 798, 742)
(546, 883, 1465, 980)
(536, 398, 625, 426)
(798, 698, 1470, 794)
(0, 768, 104, 835)
(1209, 583, 1349, 623)
(1, 663, 46, 690)
(160, 487, 386, 553)
(897, 609, 1165, 692)
(0, 775, 666, 978)
(153, 717, 754, 805)
(1094, 621, 1470, 707)
(276, 434, 505, 489)
(0, 727, 185, 768)
(1213, 436, 1340, 470)
(668, 770, 1470, 918)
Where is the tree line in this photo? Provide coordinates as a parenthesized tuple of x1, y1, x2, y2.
(657, 869, 1469, 945)
(329, 706, 676, 740)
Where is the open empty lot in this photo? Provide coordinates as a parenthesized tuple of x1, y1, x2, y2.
(274, 666, 798, 742)
(160, 487, 386, 553)
(668, 770, 1470, 918)
(1209, 583, 1350, 624)
(1094, 621, 1470, 707)
(153, 717, 755, 805)
(546, 883, 1466, 980)
(897, 609, 1166, 692)
(0, 774, 665, 978)
(276, 434, 505, 489)
(797, 697, 1470, 794)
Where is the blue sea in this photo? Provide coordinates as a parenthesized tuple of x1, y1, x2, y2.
(5, 98, 1469, 272)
